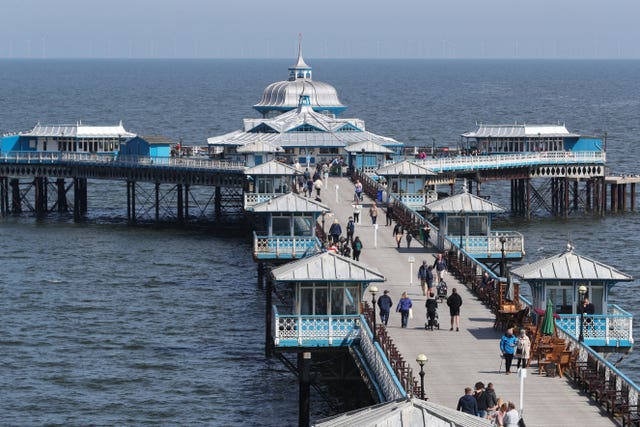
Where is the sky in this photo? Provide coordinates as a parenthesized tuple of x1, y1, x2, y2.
(1, 0, 640, 59)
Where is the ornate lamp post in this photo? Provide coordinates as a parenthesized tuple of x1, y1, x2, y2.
(416, 353, 428, 400)
(369, 285, 379, 342)
(578, 285, 587, 342)
(499, 236, 507, 277)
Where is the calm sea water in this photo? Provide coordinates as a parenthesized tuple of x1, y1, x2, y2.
(1, 59, 639, 425)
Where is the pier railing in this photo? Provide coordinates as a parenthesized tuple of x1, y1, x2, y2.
(556, 324, 640, 410)
(386, 151, 606, 173)
(253, 232, 322, 260)
(0, 151, 245, 170)
(362, 303, 420, 399)
(556, 304, 634, 347)
(272, 307, 361, 347)
(356, 316, 406, 401)
(450, 231, 525, 259)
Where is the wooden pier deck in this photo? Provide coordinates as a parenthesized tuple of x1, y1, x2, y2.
(321, 177, 618, 427)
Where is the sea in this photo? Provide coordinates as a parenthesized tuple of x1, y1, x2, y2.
(0, 58, 639, 426)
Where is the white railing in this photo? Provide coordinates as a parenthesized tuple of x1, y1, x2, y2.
(357, 319, 406, 401)
(395, 191, 438, 208)
(556, 304, 633, 346)
(253, 233, 322, 258)
(0, 151, 245, 170)
(384, 151, 606, 173)
(244, 193, 282, 208)
(273, 310, 362, 346)
(452, 231, 525, 257)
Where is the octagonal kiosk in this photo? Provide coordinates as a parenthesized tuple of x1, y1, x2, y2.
(344, 140, 395, 175)
(244, 159, 302, 210)
(425, 185, 524, 262)
(510, 244, 634, 349)
(251, 192, 328, 261)
(237, 140, 284, 167)
(376, 160, 438, 210)
(270, 251, 386, 348)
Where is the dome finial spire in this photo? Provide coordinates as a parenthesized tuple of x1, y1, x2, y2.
(289, 34, 311, 81)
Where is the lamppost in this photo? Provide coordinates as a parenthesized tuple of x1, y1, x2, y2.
(499, 236, 507, 277)
(398, 171, 403, 201)
(578, 285, 587, 342)
(416, 353, 428, 400)
(431, 137, 436, 157)
(369, 285, 379, 342)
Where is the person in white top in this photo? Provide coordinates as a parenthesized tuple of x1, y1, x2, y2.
(502, 401, 520, 427)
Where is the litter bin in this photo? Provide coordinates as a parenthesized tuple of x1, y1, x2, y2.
(377, 189, 383, 202)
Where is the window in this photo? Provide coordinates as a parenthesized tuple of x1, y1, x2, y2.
(468, 216, 487, 236)
(288, 124, 323, 133)
(272, 216, 291, 236)
(293, 215, 312, 236)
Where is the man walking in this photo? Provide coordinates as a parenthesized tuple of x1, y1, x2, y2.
(433, 253, 447, 283)
(346, 216, 355, 244)
(329, 219, 342, 244)
(457, 387, 478, 415)
(446, 287, 463, 331)
(377, 290, 393, 327)
(418, 260, 433, 296)
(385, 203, 394, 226)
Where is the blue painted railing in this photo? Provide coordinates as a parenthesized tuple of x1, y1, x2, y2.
(272, 307, 362, 347)
(450, 231, 525, 259)
(0, 151, 245, 171)
(556, 304, 633, 347)
(253, 232, 323, 260)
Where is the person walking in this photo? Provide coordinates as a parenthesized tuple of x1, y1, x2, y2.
(433, 253, 447, 283)
(418, 260, 432, 296)
(352, 236, 363, 261)
(500, 328, 518, 374)
(393, 223, 403, 248)
(425, 292, 438, 330)
(306, 178, 314, 197)
(422, 223, 431, 245)
(314, 178, 323, 197)
(354, 180, 363, 202)
(516, 328, 531, 369)
(346, 216, 355, 244)
(329, 219, 342, 244)
(457, 387, 478, 415)
(406, 229, 413, 248)
(502, 401, 520, 427)
(578, 296, 596, 336)
(353, 203, 361, 224)
(474, 382, 492, 419)
(377, 290, 393, 326)
(485, 383, 499, 419)
(446, 287, 463, 331)
(369, 201, 378, 225)
(396, 291, 412, 328)
(386, 202, 394, 226)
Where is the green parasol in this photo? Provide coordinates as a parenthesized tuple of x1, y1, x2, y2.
(541, 298, 555, 336)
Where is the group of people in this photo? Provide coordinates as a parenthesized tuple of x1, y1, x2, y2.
(457, 382, 522, 426)
(298, 164, 327, 199)
(328, 217, 363, 260)
(500, 328, 532, 375)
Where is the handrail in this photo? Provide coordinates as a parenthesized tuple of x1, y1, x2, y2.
(391, 151, 606, 173)
(0, 151, 246, 170)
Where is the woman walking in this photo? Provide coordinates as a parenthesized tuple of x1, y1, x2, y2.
(393, 223, 403, 248)
(516, 328, 531, 369)
(369, 202, 378, 225)
(352, 236, 363, 261)
(446, 287, 463, 331)
(500, 328, 518, 374)
(396, 291, 413, 328)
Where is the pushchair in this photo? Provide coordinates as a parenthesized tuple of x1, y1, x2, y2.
(437, 280, 447, 302)
(425, 299, 439, 331)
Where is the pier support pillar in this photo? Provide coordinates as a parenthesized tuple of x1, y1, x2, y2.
(34, 177, 47, 215)
(610, 183, 617, 211)
(155, 182, 160, 223)
(215, 186, 222, 221)
(622, 184, 627, 211)
(11, 178, 21, 213)
(177, 184, 184, 224)
(298, 351, 312, 427)
(0, 177, 7, 216)
(563, 177, 569, 217)
(265, 272, 274, 358)
(56, 178, 68, 213)
(586, 180, 592, 211)
(184, 184, 190, 223)
(126, 180, 136, 225)
(631, 183, 636, 211)
(573, 180, 579, 211)
(526, 178, 531, 220)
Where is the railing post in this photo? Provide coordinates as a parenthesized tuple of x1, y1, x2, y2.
(328, 316, 333, 345)
(298, 316, 303, 345)
(605, 317, 610, 345)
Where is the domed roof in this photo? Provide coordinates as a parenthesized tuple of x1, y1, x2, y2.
(254, 39, 346, 117)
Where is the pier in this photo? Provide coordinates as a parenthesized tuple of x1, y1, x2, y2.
(306, 175, 623, 426)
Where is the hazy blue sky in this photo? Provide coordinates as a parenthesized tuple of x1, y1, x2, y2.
(2, 0, 639, 59)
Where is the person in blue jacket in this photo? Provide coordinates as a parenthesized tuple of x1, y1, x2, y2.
(396, 291, 413, 328)
(500, 328, 518, 374)
(328, 219, 342, 244)
(377, 290, 393, 327)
